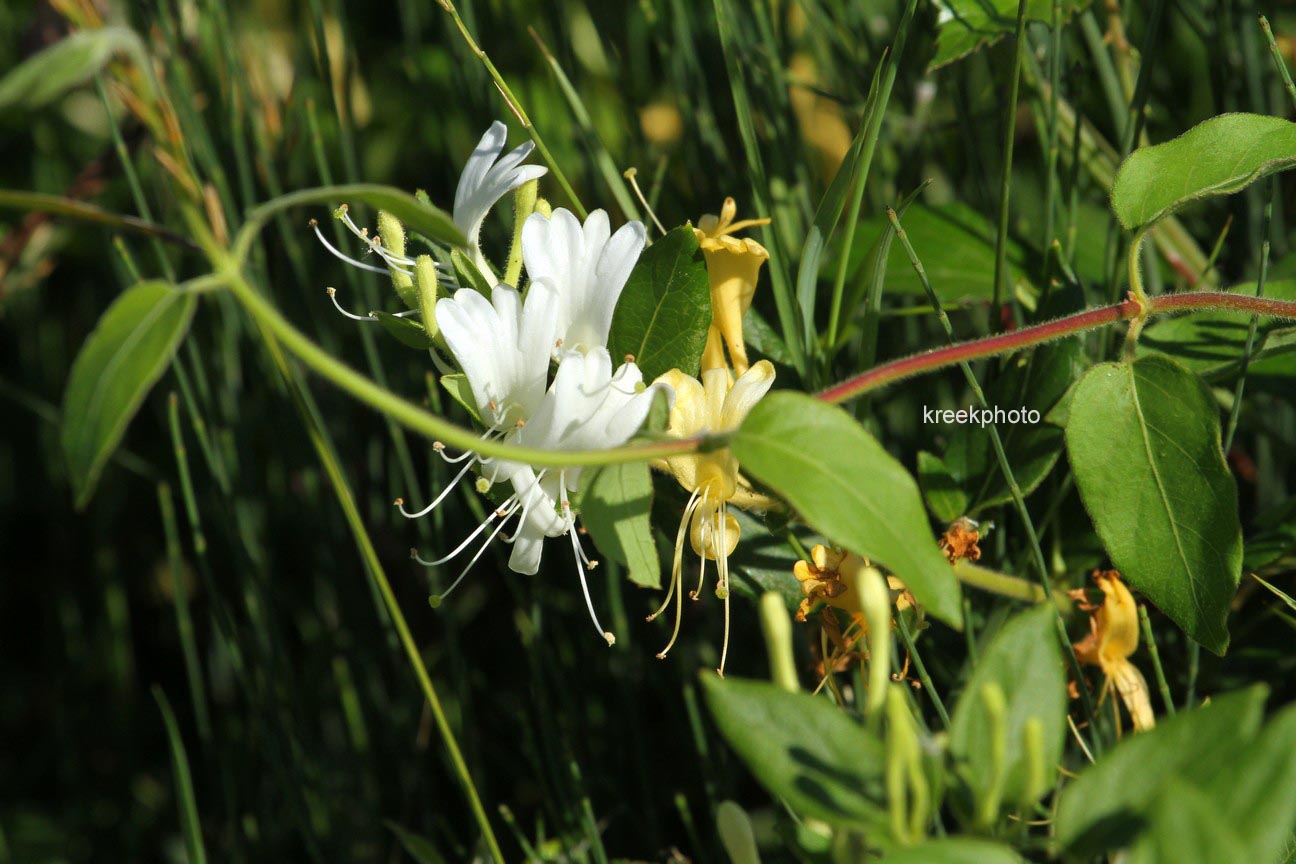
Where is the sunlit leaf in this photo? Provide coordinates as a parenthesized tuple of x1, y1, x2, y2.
(608, 225, 711, 381)
(1065, 356, 1242, 654)
(732, 392, 962, 626)
(929, 0, 1087, 70)
(1112, 114, 1296, 229)
(62, 282, 196, 508)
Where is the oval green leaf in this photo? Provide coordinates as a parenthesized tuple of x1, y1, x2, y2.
(62, 281, 196, 508)
(0, 26, 147, 111)
(700, 674, 888, 831)
(371, 310, 434, 350)
(608, 225, 711, 381)
(1112, 113, 1296, 229)
(948, 605, 1066, 818)
(1064, 356, 1242, 654)
(580, 461, 660, 589)
(1055, 686, 1267, 856)
(732, 392, 962, 626)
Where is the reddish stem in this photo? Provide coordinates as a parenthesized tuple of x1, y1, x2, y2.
(817, 292, 1296, 405)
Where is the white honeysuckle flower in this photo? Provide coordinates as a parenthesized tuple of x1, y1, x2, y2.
(399, 332, 672, 645)
(455, 121, 548, 285)
(435, 282, 558, 427)
(313, 120, 545, 320)
(521, 208, 646, 356)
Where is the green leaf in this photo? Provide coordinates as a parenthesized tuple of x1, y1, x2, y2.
(1125, 783, 1251, 864)
(700, 675, 888, 831)
(849, 203, 1032, 305)
(1137, 280, 1296, 378)
(439, 374, 482, 425)
(732, 392, 962, 626)
(918, 451, 969, 523)
(0, 26, 147, 111)
(152, 686, 208, 864)
(1055, 685, 1268, 856)
(241, 185, 464, 253)
(451, 247, 493, 295)
(937, 342, 1084, 514)
(371, 311, 434, 349)
(608, 225, 711, 381)
(1200, 705, 1296, 864)
(1112, 114, 1296, 229)
(715, 802, 761, 864)
(741, 306, 795, 366)
(62, 282, 196, 508)
(1064, 356, 1243, 654)
(580, 462, 660, 589)
(878, 839, 1028, 864)
(929, 1, 1087, 70)
(949, 605, 1066, 815)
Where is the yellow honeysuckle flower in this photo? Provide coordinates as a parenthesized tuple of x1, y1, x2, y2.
(792, 544, 914, 625)
(1071, 570, 1155, 733)
(648, 360, 777, 675)
(695, 198, 770, 376)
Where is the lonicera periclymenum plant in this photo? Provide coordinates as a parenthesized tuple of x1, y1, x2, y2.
(5, 0, 1296, 861)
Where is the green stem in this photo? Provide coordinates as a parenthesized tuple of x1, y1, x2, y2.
(214, 260, 697, 467)
(436, 0, 587, 218)
(896, 611, 950, 729)
(888, 206, 1100, 740)
(1260, 15, 1296, 110)
(1223, 178, 1274, 452)
(991, 0, 1031, 326)
(1138, 605, 1176, 717)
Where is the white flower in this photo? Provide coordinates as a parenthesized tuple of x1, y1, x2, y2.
(404, 292, 671, 644)
(455, 121, 548, 284)
(522, 208, 646, 356)
(435, 282, 558, 427)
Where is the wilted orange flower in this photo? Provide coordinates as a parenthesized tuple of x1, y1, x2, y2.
(939, 517, 982, 564)
(1070, 570, 1155, 732)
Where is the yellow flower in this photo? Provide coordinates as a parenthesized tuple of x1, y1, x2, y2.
(1071, 570, 1155, 732)
(695, 198, 770, 376)
(648, 360, 776, 675)
(792, 544, 914, 625)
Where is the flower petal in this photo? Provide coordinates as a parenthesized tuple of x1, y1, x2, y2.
(721, 359, 775, 429)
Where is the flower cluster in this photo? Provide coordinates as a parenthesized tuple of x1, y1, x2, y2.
(318, 122, 666, 645)
(314, 123, 781, 666)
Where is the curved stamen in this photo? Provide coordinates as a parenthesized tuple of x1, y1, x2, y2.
(326, 287, 374, 322)
(561, 480, 613, 646)
(649, 487, 701, 622)
(414, 497, 516, 566)
(689, 488, 711, 600)
(396, 456, 479, 518)
(313, 222, 399, 275)
(339, 209, 422, 270)
(432, 500, 522, 602)
(717, 502, 731, 678)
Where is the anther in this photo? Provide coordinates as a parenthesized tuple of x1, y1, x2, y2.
(326, 287, 336, 297)
(433, 441, 445, 451)
(588, 560, 599, 570)
(393, 497, 404, 506)
(603, 631, 616, 647)
(624, 353, 635, 364)
(309, 218, 318, 227)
